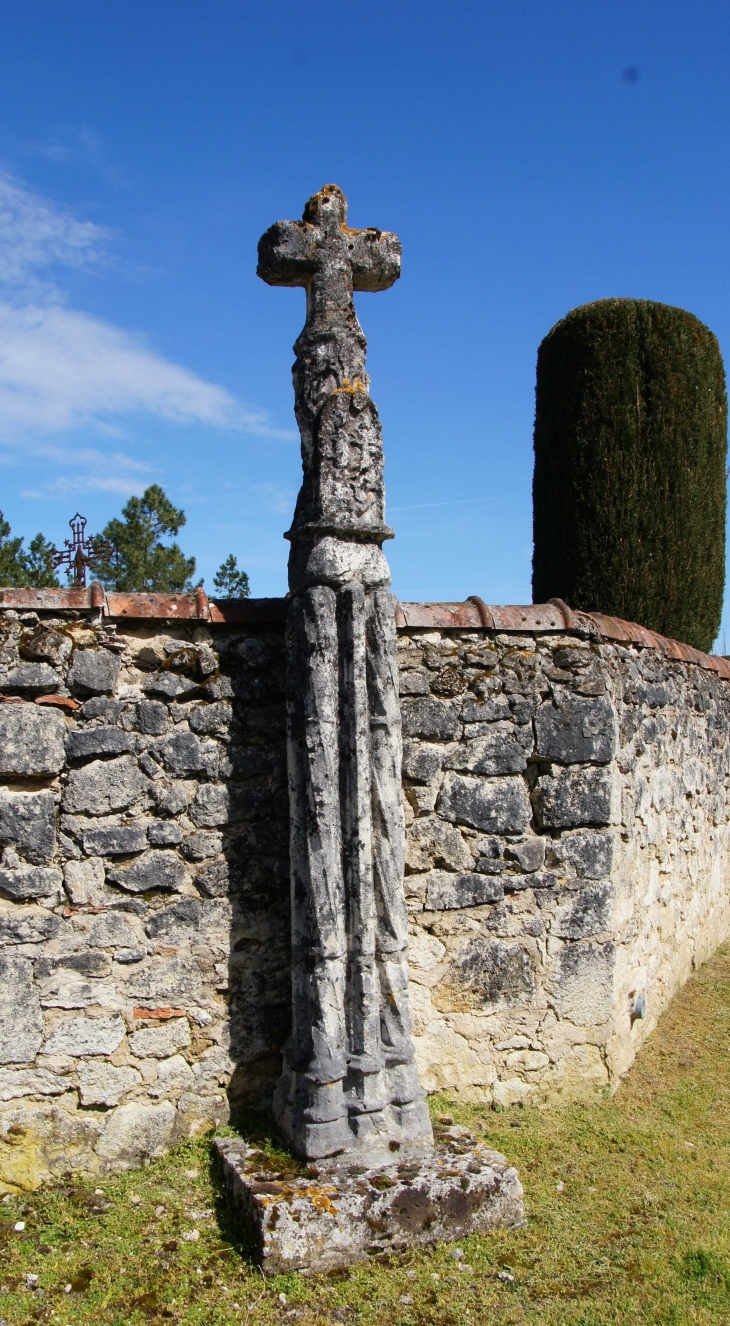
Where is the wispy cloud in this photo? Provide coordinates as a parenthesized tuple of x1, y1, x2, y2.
(0, 170, 292, 461)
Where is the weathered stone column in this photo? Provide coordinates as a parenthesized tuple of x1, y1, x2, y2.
(258, 184, 433, 1163)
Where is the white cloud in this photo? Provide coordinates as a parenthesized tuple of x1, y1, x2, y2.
(0, 170, 292, 449)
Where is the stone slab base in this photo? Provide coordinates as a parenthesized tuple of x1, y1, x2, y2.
(214, 1125, 524, 1273)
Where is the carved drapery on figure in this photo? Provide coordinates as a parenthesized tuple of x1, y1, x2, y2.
(258, 185, 433, 1162)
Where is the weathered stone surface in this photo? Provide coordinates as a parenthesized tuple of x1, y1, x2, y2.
(151, 780, 197, 816)
(189, 701, 232, 736)
(78, 1062, 142, 1107)
(548, 941, 616, 1024)
(549, 831, 614, 879)
(0, 905, 61, 945)
(82, 697, 122, 722)
(425, 871, 503, 910)
(504, 837, 546, 873)
(444, 722, 533, 776)
(189, 783, 230, 827)
(0, 1067, 68, 1100)
(401, 696, 460, 740)
(67, 649, 121, 695)
(406, 817, 473, 873)
(63, 856, 106, 906)
(147, 820, 182, 846)
(193, 859, 229, 897)
(448, 937, 535, 1008)
(121, 956, 203, 1003)
(0, 864, 62, 900)
(64, 756, 148, 816)
(536, 693, 616, 764)
(66, 727, 131, 759)
(181, 831, 222, 861)
(128, 1017, 191, 1058)
(0, 1101, 104, 1190)
(22, 627, 72, 667)
(143, 674, 198, 700)
(88, 912, 139, 949)
(0, 791, 56, 863)
(0, 704, 65, 776)
(153, 732, 216, 777)
(401, 741, 445, 784)
(148, 1053, 194, 1098)
(1, 663, 60, 693)
(0, 956, 43, 1063)
(44, 1015, 126, 1057)
(438, 772, 531, 834)
(144, 897, 201, 940)
(215, 1128, 524, 1273)
(534, 767, 613, 828)
(107, 849, 190, 894)
(553, 882, 614, 939)
(83, 825, 147, 856)
(136, 700, 168, 734)
(96, 1100, 176, 1168)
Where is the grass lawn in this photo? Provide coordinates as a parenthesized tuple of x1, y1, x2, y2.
(2, 945, 730, 1325)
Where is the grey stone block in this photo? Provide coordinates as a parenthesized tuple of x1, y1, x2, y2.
(444, 721, 533, 776)
(0, 790, 56, 863)
(401, 741, 445, 785)
(143, 673, 199, 700)
(189, 784, 230, 828)
(503, 869, 558, 893)
(401, 696, 460, 740)
(78, 1062, 142, 1107)
(147, 820, 182, 846)
(535, 693, 617, 764)
(0, 955, 43, 1063)
(450, 937, 535, 1007)
(67, 649, 121, 695)
(38, 950, 111, 979)
(0, 905, 62, 945)
(81, 697, 122, 721)
(147, 1053, 195, 1098)
(425, 871, 504, 910)
(0, 865, 63, 900)
(88, 912, 139, 949)
(44, 1014, 126, 1056)
(153, 732, 217, 777)
(21, 627, 72, 667)
(534, 767, 613, 829)
(194, 859, 229, 897)
(504, 838, 546, 873)
(107, 849, 191, 894)
(548, 831, 615, 879)
(189, 701, 233, 736)
(96, 1099, 176, 1165)
(553, 882, 614, 939)
(64, 755, 149, 816)
(398, 669, 431, 696)
(0, 704, 65, 776)
(136, 700, 168, 735)
(66, 727, 131, 759)
(182, 831, 223, 860)
(83, 825, 147, 856)
(145, 897, 202, 940)
(151, 780, 197, 817)
(461, 697, 512, 724)
(120, 955, 203, 1003)
(438, 772, 531, 834)
(0, 1067, 68, 1100)
(1, 663, 60, 693)
(548, 941, 616, 1023)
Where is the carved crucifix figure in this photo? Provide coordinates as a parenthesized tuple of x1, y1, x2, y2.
(258, 185, 433, 1163)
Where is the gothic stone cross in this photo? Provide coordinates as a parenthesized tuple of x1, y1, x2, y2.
(258, 187, 432, 1164)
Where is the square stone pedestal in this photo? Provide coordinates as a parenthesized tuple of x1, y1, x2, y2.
(214, 1125, 524, 1274)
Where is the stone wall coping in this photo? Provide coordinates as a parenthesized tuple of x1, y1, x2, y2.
(1, 587, 728, 679)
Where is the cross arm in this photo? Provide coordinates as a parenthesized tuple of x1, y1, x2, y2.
(257, 220, 320, 288)
(348, 229, 402, 292)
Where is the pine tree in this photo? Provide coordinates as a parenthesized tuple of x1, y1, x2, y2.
(94, 485, 196, 593)
(213, 554, 250, 599)
(0, 513, 60, 588)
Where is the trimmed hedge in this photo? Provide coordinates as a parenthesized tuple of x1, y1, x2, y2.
(532, 298, 727, 653)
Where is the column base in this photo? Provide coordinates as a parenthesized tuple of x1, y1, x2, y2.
(214, 1123, 525, 1275)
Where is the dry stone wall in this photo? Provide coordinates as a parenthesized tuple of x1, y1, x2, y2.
(1, 601, 729, 1189)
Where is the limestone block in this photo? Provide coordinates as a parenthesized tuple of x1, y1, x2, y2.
(406, 817, 474, 873)
(425, 871, 504, 911)
(194, 859, 229, 896)
(153, 732, 217, 777)
(0, 705, 65, 776)
(438, 772, 531, 834)
(0, 791, 56, 864)
(96, 1099, 176, 1168)
(121, 956, 203, 1003)
(128, 1018, 191, 1059)
(44, 1015, 126, 1057)
(151, 780, 197, 816)
(1, 663, 60, 693)
(147, 820, 182, 846)
(67, 649, 121, 695)
(78, 1062, 142, 1106)
(66, 727, 131, 759)
(534, 767, 613, 828)
(535, 692, 617, 764)
(547, 941, 616, 1024)
(189, 783, 231, 827)
(107, 849, 190, 894)
(398, 669, 431, 696)
(83, 825, 147, 856)
(147, 1053, 195, 1098)
(189, 701, 232, 736)
(548, 831, 614, 878)
(144, 897, 202, 940)
(22, 627, 73, 667)
(182, 831, 223, 860)
(444, 722, 533, 776)
(64, 755, 148, 816)
(461, 697, 512, 723)
(0, 956, 43, 1063)
(135, 700, 168, 734)
(0, 1067, 68, 1100)
(143, 674, 199, 700)
(0, 866, 63, 901)
(445, 937, 536, 1010)
(0, 1102, 104, 1191)
(63, 857, 106, 906)
(504, 838, 545, 873)
(552, 882, 615, 939)
(401, 696, 460, 740)
(0, 905, 61, 945)
(401, 740, 445, 784)
(87, 912, 139, 949)
(81, 696, 123, 722)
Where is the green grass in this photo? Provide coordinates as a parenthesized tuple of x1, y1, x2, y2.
(3, 945, 730, 1325)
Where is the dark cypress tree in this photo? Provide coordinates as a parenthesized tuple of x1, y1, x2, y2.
(532, 299, 727, 653)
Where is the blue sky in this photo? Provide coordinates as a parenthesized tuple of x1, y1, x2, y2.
(1, 1, 729, 642)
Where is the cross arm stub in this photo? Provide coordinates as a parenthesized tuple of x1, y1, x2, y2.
(257, 221, 319, 288)
(346, 229, 401, 292)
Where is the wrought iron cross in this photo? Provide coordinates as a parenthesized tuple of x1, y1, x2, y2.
(52, 513, 114, 588)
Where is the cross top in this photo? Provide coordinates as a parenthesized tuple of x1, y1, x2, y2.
(257, 184, 401, 333)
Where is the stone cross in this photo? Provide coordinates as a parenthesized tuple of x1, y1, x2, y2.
(258, 185, 433, 1164)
